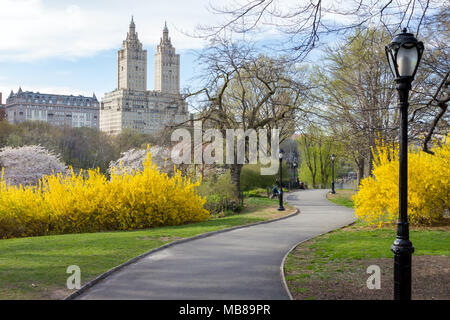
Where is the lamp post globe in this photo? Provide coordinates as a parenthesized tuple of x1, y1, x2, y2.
(385, 28, 424, 79)
(331, 154, 336, 194)
(278, 149, 285, 211)
(385, 28, 424, 300)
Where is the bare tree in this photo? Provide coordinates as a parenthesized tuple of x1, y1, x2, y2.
(196, 0, 443, 61)
(193, 0, 448, 154)
(187, 39, 304, 195)
(303, 29, 398, 182)
(408, 8, 449, 153)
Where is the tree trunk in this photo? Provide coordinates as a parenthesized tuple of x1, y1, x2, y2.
(229, 163, 243, 198)
(357, 157, 365, 187)
(368, 129, 375, 177)
(368, 151, 373, 177)
(311, 173, 317, 189)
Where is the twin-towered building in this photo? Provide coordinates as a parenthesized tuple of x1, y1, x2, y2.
(100, 18, 189, 134)
(4, 18, 189, 134)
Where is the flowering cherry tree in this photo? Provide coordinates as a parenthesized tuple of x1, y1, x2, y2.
(0, 145, 66, 186)
(109, 146, 173, 175)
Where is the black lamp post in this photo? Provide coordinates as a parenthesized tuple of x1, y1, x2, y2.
(331, 154, 336, 194)
(385, 28, 424, 300)
(278, 149, 285, 211)
(293, 161, 298, 188)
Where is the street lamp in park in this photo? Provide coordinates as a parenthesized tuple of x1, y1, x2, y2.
(278, 149, 285, 211)
(385, 28, 424, 300)
(293, 161, 298, 188)
(331, 154, 336, 194)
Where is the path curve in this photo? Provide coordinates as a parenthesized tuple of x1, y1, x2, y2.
(76, 189, 355, 300)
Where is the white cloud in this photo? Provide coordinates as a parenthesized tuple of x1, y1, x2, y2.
(0, 0, 228, 62)
(0, 0, 115, 61)
(0, 0, 298, 62)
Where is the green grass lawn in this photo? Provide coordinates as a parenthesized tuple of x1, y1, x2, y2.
(284, 189, 450, 300)
(292, 222, 450, 262)
(0, 196, 295, 300)
(284, 220, 450, 299)
(326, 189, 356, 208)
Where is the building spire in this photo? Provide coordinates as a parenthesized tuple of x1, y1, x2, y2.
(162, 21, 169, 42)
(129, 16, 136, 35)
(126, 15, 138, 41)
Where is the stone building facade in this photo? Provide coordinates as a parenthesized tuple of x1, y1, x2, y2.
(5, 88, 99, 128)
(117, 17, 147, 92)
(100, 18, 189, 135)
(0, 92, 5, 121)
(154, 22, 180, 94)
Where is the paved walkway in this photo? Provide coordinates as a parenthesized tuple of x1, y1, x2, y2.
(76, 189, 355, 300)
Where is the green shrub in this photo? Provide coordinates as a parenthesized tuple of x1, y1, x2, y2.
(243, 188, 268, 198)
(197, 172, 240, 215)
(240, 163, 289, 191)
(353, 138, 450, 226)
(0, 152, 209, 239)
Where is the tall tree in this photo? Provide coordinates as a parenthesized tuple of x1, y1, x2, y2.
(297, 124, 336, 188)
(408, 7, 449, 153)
(189, 40, 303, 196)
(310, 29, 397, 182)
(196, 0, 448, 156)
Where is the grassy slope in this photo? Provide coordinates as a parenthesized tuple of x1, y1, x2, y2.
(326, 189, 355, 208)
(285, 188, 450, 299)
(297, 223, 450, 261)
(0, 197, 295, 300)
(322, 189, 448, 257)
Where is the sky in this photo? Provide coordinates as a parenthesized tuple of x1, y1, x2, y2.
(0, 0, 240, 100)
(0, 0, 385, 103)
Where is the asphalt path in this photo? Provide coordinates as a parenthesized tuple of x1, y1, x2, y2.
(76, 189, 355, 300)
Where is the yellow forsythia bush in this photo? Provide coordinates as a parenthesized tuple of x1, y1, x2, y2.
(353, 135, 450, 226)
(0, 152, 209, 238)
